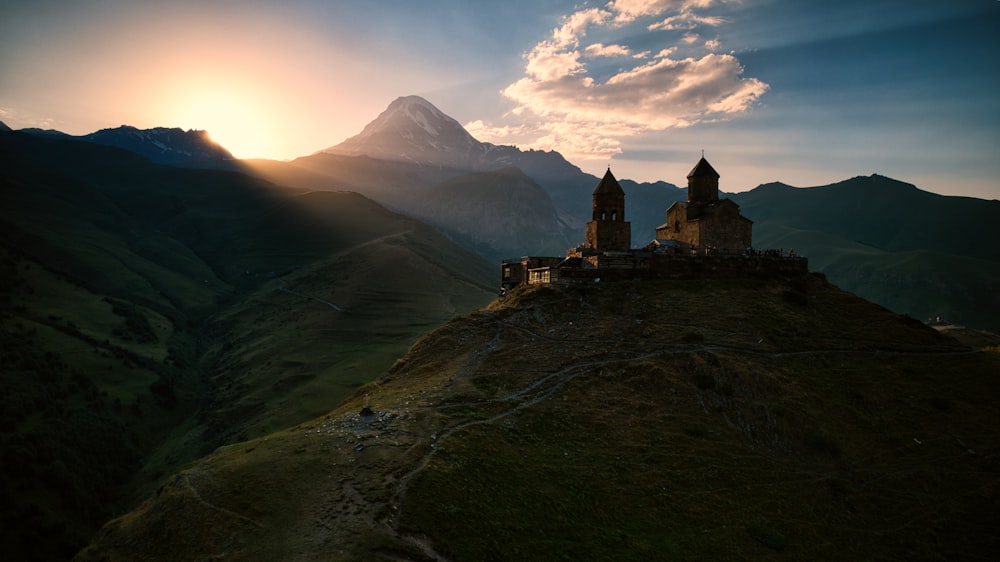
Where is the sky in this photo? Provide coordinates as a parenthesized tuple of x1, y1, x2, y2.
(2, 0, 998, 199)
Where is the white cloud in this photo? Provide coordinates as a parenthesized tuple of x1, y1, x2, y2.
(481, 0, 765, 161)
(608, 0, 714, 23)
(585, 43, 633, 58)
(648, 12, 726, 31)
(552, 7, 610, 48)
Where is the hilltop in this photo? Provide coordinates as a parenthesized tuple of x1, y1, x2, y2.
(79, 273, 1000, 561)
(12, 97, 998, 330)
(247, 96, 1000, 332)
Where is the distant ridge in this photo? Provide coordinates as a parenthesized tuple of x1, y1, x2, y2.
(734, 174, 1000, 330)
(82, 125, 234, 165)
(266, 94, 1000, 331)
(18, 124, 234, 166)
(734, 174, 1000, 263)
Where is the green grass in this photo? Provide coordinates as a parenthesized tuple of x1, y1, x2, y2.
(0, 132, 499, 560)
(77, 276, 1000, 561)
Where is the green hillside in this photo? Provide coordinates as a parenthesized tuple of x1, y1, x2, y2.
(0, 131, 496, 560)
(734, 176, 1000, 262)
(735, 177, 1000, 332)
(751, 221, 1000, 331)
(78, 274, 1000, 561)
(413, 167, 576, 260)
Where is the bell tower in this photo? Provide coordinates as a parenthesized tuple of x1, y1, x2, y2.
(585, 168, 631, 252)
(687, 155, 720, 203)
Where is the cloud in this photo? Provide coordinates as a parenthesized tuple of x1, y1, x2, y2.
(584, 43, 633, 58)
(648, 12, 727, 31)
(608, 0, 717, 23)
(479, 0, 765, 162)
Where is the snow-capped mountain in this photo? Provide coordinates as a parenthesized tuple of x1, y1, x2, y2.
(323, 95, 479, 166)
(321, 95, 583, 179)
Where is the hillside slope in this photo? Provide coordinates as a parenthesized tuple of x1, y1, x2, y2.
(736, 177, 1000, 331)
(0, 131, 497, 560)
(78, 274, 1000, 561)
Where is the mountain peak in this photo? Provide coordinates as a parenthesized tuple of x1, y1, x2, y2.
(319, 95, 586, 182)
(322, 95, 481, 166)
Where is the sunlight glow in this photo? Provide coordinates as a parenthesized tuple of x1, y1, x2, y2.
(171, 92, 272, 159)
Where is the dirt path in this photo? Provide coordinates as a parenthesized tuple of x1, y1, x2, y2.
(278, 284, 345, 312)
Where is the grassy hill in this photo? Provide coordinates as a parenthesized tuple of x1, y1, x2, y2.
(77, 273, 1000, 561)
(0, 131, 497, 560)
(751, 221, 1000, 331)
(735, 177, 1000, 332)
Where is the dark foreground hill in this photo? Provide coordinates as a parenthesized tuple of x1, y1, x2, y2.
(78, 274, 1000, 561)
(0, 131, 496, 560)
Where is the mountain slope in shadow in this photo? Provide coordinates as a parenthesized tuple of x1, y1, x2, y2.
(78, 274, 1000, 561)
(0, 130, 497, 560)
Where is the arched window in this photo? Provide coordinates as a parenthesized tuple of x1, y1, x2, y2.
(611, 210, 618, 221)
(601, 210, 607, 220)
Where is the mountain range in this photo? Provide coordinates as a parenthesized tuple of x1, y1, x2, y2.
(15, 99, 994, 333)
(17, 124, 235, 166)
(1, 96, 998, 559)
(243, 96, 999, 332)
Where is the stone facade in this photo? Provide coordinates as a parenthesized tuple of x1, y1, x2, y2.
(584, 168, 631, 252)
(500, 157, 804, 291)
(655, 157, 752, 252)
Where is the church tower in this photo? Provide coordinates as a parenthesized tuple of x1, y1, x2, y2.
(585, 168, 631, 252)
(656, 155, 752, 252)
(687, 156, 720, 203)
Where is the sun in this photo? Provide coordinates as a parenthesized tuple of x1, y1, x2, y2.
(171, 92, 276, 159)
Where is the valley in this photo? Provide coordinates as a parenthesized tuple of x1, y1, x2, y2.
(0, 130, 496, 559)
(77, 276, 1000, 560)
(1, 94, 998, 560)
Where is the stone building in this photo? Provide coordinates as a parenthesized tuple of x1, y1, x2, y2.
(655, 156, 752, 253)
(584, 168, 631, 252)
(499, 156, 803, 291)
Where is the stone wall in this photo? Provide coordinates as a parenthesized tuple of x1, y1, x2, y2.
(585, 220, 631, 253)
(525, 254, 809, 286)
(658, 200, 751, 252)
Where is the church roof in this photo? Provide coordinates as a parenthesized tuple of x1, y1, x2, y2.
(593, 168, 624, 195)
(687, 157, 720, 179)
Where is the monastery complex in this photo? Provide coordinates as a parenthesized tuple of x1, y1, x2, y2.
(501, 156, 807, 290)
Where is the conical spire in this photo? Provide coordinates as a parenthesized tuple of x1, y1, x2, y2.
(593, 167, 624, 195)
(687, 157, 719, 180)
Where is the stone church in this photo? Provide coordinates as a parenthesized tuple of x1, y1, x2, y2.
(500, 155, 797, 290)
(655, 156, 752, 252)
